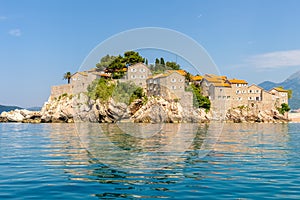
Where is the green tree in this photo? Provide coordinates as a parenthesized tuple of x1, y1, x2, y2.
(155, 58, 160, 65)
(166, 61, 180, 70)
(145, 59, 148, 65)
(160, 57, 165, 65)
(63, 72, 72, 84)
(112, 82, 145, 105)
(185, 72, 192, 83)
(277, 103, 291, 115)
(96, 54, 116, 71)
(288, 89, 293, 99)
(189, 84, 211, 111)
(87, 78, 115, 102)
(123, 51, 145, 66)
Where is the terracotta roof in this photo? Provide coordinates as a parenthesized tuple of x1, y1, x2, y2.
(203, 77, 223, 83)
(212, 82, 231, 87)
(272, 87, 288, 92)
(165, 69, 187, 76)
(100, 73, 111, 77)
(229, 79, 248, 84)
(191, 75, 203, 81)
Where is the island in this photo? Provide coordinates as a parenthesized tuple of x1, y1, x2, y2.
(0, 51, 291, 123)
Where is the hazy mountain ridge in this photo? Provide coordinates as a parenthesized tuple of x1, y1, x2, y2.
(0, 105, 23, 113)
(259, 70, 300, 110)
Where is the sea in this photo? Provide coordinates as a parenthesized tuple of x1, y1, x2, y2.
(0, 122, 300, 199)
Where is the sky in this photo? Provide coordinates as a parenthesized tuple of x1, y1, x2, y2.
(1, 0, 300, 107)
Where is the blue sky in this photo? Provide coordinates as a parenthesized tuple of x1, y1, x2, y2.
(1, 0, 300, 107)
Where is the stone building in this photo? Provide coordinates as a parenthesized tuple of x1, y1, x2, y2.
(147, 70, 193, 107)
(269, 87, 289, 106)
(125, 63, 152, 89)
(200, 74, 289, 112)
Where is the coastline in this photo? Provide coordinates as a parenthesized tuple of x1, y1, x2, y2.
(288, 112, 300, 123)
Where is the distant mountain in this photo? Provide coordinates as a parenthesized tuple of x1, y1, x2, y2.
(259, 70, 300, 110)
(0, 105, 23, 113)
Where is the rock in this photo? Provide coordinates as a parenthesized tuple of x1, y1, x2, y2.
(6, 110, 25, 122)
(226, 107, 288, 123)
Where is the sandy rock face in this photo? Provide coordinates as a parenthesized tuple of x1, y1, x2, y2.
(0, 109, 41, 123)
(226, 107, 288, 123)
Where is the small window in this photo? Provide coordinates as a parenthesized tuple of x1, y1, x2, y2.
(220, 89, 223, 92)
(172, 86, 176, 90)
(179, 79, 183, 82)
(131, 68, 136, 72)
(140, 75, 145, 79)
(140, 68, 146, 72)
(236, 90, 240, 94)
(256, 90, 259, 93)
(131, 75, 136, 79)
(256, 97, 260, 101)
(171, 78, 176, 83)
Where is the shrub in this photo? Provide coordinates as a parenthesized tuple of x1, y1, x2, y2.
(189, 84, 211, 111)
(277, 103, 290, 115)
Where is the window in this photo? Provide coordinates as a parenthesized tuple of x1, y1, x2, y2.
(256, 97, 260, 101)
(238, 97, 242, 101)
(140, 68, 146, 72)
(149, 79, 153, 83)
(179, 79, 183, 82)
(256, 90, 259, 93)
(236, 90, 240, 94)
(179, 86, 183, 89)
(172, 86, 176, 90)
(248, 97, 253, 100)
(171, 78, 176, 83)
(227, 96, 231, 99)
(131, 75, 136, 79)
(218, 96, 221, 99)
(154, 80, 157, 84)
(249, 90, 252, 93)
(139, 82, 142, 85)
(220, 89, 223, 92)
(140, 75, 145, 79)
(131, 68, 137, 72)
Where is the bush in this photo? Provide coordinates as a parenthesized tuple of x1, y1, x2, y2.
(87, 78, 115, 102)
(112, 82, 145, 105)
(189, 84, 211, 111)
(277, 103, 290, 115)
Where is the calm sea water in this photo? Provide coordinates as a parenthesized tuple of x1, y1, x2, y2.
(0, 122, 300, 199)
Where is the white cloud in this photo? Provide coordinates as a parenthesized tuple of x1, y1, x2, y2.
(0, 16, 7, 21)
(8, 29, 21, 37)
(245, 50, 300, 69)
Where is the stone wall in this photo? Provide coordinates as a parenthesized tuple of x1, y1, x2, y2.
(50, 84, 72, 99)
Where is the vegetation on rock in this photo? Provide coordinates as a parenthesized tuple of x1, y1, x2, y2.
(96, 51, 145, 79)
(87, 78, 146, 105)
(188, 84, 211, 111)
(277, 103, 290, 115)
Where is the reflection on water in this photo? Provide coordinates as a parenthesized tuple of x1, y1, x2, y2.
(1, 123, 299, 199)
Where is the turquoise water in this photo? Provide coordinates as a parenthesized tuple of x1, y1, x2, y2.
(0, 123, 300, 199)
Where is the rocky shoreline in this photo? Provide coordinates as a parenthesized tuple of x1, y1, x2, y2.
(0, 93, 290, 124)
